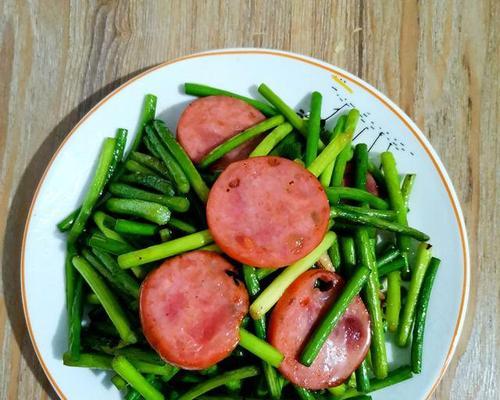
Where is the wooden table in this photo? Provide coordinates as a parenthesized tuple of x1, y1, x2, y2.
(0, 1, 497, 399)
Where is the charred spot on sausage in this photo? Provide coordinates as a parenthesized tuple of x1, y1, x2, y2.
(314, 278, 334, 292)
(267, 158, 281, 166)
(225, 269, 242, 286)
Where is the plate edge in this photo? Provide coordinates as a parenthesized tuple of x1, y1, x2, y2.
(20, 47, 471, 400)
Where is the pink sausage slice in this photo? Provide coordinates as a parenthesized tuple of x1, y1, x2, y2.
(139, 251, 249, 370)
(268, 270, 371, 390)
(177, 95, 266, 168)
(207, 156, 330, 268)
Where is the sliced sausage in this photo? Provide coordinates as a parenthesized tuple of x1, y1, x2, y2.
(177, 95, 266, 168)
(206, 156, 330, 268)
(343, 163, 379, 196)
(139, 250, 249, 370)
(268, 269, 371, 390)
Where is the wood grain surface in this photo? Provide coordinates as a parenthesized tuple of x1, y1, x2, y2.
(0, 1, 497, 399)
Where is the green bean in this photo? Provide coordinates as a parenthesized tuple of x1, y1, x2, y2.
(118, 230, 213, 269)
(83, 248, 131, 297)
(91, 248, 140, 298)
(381, 151, 411, 262)
(153, 120, 210, 202)
(72, 256, 137, 344)
(196, 397, 262, 400)
(380, 152, 411, 331)
(370, 365, 413, 391)
(68, 273, 83, 358)
(88, 233, 135, 256)
(398, 243, 433, 347)
(115, 219, 157, 236)
(158, 227, 172, 242)
(179, 373, 205, 384)
(113, 347, 164, 365)
(269, 131, 303, 160)
(411, 257, 441, 373)
(325, 187, 389, 210)
(168, 217, 197, 233)
(401, 173, 416, 210)
(255, 268, 278, 281)
(130, 152, 172, 179)
(330, 205, 430, 241)
(57, 209, 79, 232)
(320, 115, 347, 186)
(355, 244, 388, 378)
(130, 94, 157, 152)
(86, 292, 100, 305)
(377, 256, 406, 278)
(355, 360, 371, 393)
(177, 366, 259, 400)
(143, 135, 162, 159)
(124, 159, 159, 176)
(63, 352, 113, 369)
(86, 341, 177, 378)
(120, 173, 175, 195)
(58, 127, 127, 233)
(258, 83, 307, 136)
(308, 130, 353, 177)
(367, 161, 386, 192)
(249, 122, 294, 157)
(339, 236, 356, 277)
(242, 265, 260, 297)
(239, 328, 284, 367)
(353, 144, 368, 196)
(106, 198, 171, 225)
(331, 146, 354, 188)
(305, 91, 322, 166)
(68, 138, 116, 243)
(351, 144, 388, 379)
(249, 314, 282, 399)
(355, 234, 387, 379)
(93, 211, 128, 243)
(112, 356, 164, 400)
(224, 379, 241, 392)
(250, 232, 336, 319)
(328, 237, 341, 271)
(376, 245, 400, 266)
(64, 352, 177, 382)
(145, 126, 190, 193)
(332, 221, 362, 233)
(199, 115, 285, 168)
(184, 83, 278, 116)
(64, 243, 77, 330)
(108, 128, 128, 180)
(259, 347, 282, 397)
(109, 183, 189, 212)
(294, 386, 317, 400)
(385, 269, 401, 333)
(300, 266, 370, 366)
(124, 359, 178, 377)
(328, 383, 347, 396)
(111, 374, 128, 391)
(331, 204, 395, 220)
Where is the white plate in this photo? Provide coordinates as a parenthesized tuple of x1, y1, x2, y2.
(21, 49, 470, 400)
